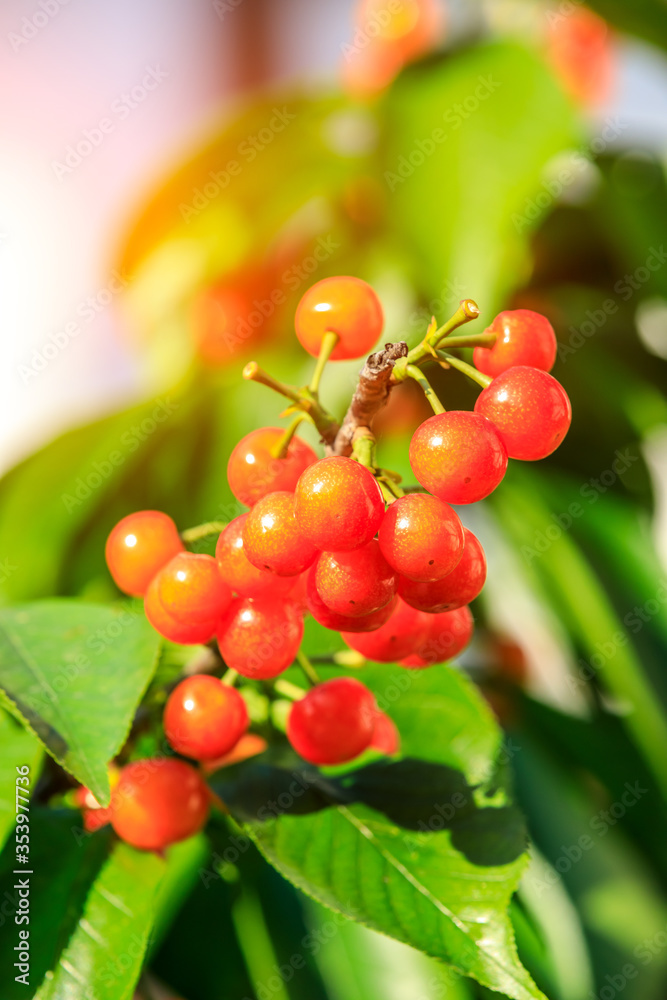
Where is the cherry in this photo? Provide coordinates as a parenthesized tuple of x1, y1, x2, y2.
(306, 566, 397, 633)
(144, 576, 218, 645)
(399, 528, 486, 612)
(287, 677, 376, 764)
(105, 510, 183, 596)
(216, 515, 297, 598)
(546, 7, 612, 106)
(378, 493, 464, 582)
(75, 765, 120, 833)
(295, 457, 385, 551)
(110, 758, 210, 851)
(473, 309, 557, 378)
(400, 605, 474, 669)
(164, 674, 249, 761)
(201, 733, 268, 774)
(314, 540, 397, 617)
(370, 710, 400, 755)
(342, 597, 430, 662)
(474, 366, 572, 461)
(295, 276, 384, 361)
(243, 491, 318, 576)
(193, 285, 252, 366)
(217, 596, 303, 679)
(157, 552, 232, 624)
(409, 412, 507, 504)
(227, 426, 317, 508)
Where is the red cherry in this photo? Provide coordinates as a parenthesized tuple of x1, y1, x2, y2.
(164, 675, 249, 761)
(474, 366, 572, 461)
(157, 552, 232, 624)
(295, 457, 385, 551)
(378, 493, 464, 582)
(110, 758, 210, 851)
(409, 412, 507, 504)
(287, 677, 376, 764)
(306, 566, 397, 632)
(295, 276, 384, 361)
(242, 491, 319, 577)
(400, 606, 474, 669)
(227, 427, 317, 508)
(144, 576, 218, 645)
(399, 527, 486, 612)
(217, 597, 303, 679)
(473, 309, 557, 378)
(547, 7, 613, 106)
(370, 710, 400, 755)
(314, 540, 397, 618)
(342, 597, 430, 662)
(193, 285, 252, 366)
(215, 515, 298, 598)
(201, 732, 268, 774)
(105, 511, 183, 596)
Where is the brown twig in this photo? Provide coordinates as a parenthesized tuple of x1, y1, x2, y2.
(329, 342, 408, 456)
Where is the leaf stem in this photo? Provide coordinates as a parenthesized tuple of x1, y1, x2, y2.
(243, 362, 340, 446)
(309, 331, 340, 394)
(221, 668, 238, 686)
(274, 678, 307, 701)
(405, 299, 480, 367)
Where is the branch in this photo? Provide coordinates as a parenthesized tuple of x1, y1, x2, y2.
(329, 342, 408, 456)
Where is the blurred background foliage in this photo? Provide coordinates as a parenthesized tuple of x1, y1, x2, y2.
(3, 1, 667, 998)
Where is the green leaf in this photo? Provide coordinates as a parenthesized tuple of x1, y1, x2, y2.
(216, 665, 545, 1000)
(383, 40, 578, 317)
(0, 600, 160, 805)
(0, 708, 43, 852)
(586, 0, 667, 53)
(34, 839, 166, 1000)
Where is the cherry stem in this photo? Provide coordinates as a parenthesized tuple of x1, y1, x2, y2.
(406, 299, 480, 367)
(309, 330, 339, 394)
(437, 332, 496, 350)
(404, 363, 445, 414)
(296, 649, 320, 686)
(274, 678, 307, 701)
(270, 413, 308, 459)
(244, 361, 340, 446)
(351, 429, 376, 470)
(438, 351, 492, 388)
(181, 521, 227, 544)
(221, 668, 238, 686)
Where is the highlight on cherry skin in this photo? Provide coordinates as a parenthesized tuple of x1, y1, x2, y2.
(100, 277, 571, 851)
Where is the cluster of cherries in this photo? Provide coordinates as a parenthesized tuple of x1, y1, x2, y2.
(92, 274, 570, 851)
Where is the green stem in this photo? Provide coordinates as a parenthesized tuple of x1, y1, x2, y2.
(274, 678, 307, 701)
(243, 361, 340, 446)
(270, 413, 308, 459)
(438, 351, 492, 388)
(181, 521, 227, 544)
(406, 299, 480, 366)
(437, 332, 496, 350)
(221, 668, 238, 686)
(296, 649, 320, 686)
(309, 330, 339, 394)
(404, 363, 445, 414)
(351, 432, 376, 470)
